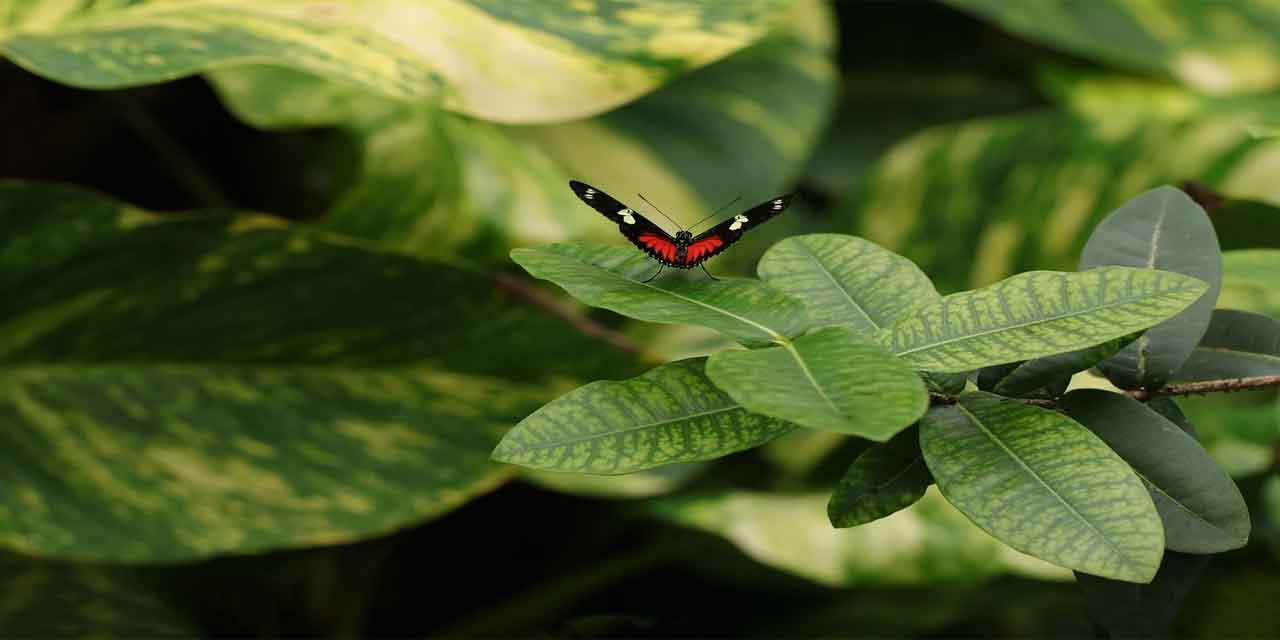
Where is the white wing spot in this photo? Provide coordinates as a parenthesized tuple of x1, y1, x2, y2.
(584, 188, 595, 199)
(729, 214, 748, 231)
(623, 214, 636, 224)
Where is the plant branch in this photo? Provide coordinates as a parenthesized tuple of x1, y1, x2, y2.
(930, 374, 1280, 407)
(495, 272, 642, 355)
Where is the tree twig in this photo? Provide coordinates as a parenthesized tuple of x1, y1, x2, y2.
(495, 272, 642, 355)
(930, 374, 1280, 408)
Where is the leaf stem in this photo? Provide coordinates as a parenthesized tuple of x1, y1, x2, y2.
(929, 374, 1280, 407)
(494, 273, 642, 355)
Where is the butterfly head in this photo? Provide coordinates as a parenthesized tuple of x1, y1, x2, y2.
(675, 230, 693, 245)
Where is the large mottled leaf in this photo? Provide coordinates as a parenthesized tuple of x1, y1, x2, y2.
(1220, 249, 1280, 318)
(0, 181, 635, 562)
(1080, 186, 1221, 389)
(880, 267, 1208, 373)
(757, 234, 938, 334)
(0, 0, 791, 123)
(921, 392, 1164, 582)
(705, 327, 927, 439)
(650, 488, 1068, 587)
(1076, 551, 1211, 639)
(1176, 309, 1280, 381)
(827, 425, 932, 528)
(511, 243, 808, 348)
(977, 333, 1136, 399)
(945, 0, 1280, 95)
(492, 358, 795, 475)
(1061, 390, 1250, 553)
(846, 111, 1280, 293)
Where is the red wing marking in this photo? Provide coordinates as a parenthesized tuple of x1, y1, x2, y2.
(638, 233, 677, 263)
(684, 236, 724, 265)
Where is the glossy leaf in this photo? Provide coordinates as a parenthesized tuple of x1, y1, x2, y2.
(492, 358, 794, 475)
(1177, 309, 1280, 381)
(0, 0, 790, 123)
(880, 267, 1208, 373)
(921, 392, 1164, 582)
(511, 243, 808, 348)
(757, 234, 939, 334)
(705, 327, 927, 439)
(1080, 186, 1221, 389)
(1076, 551, 1211, 639)
(979, 333, 1137, 399)
(1220, 249, 1280, 318)
(1061, 390, 1250, 553)
(828, 425, 932, 528)
(0, 181, 632, 562)
(945, 0, 1280, 95)
(651, 488, 1069, 587)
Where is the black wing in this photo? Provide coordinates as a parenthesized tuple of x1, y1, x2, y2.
(683, 193, 794, 266)
(568, 180, 682, 266)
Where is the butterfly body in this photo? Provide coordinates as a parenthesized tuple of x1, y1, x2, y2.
(569, 180, 791, 271)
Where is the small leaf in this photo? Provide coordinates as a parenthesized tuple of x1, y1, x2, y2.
(921, 392, 1163, 582)
(828, 425, 932, 528)
(493, 358, 795, 475)
(706, 327, 927, 439)
(757, 234, 938, 334)
(1175, 309, 1280, 381)
(978, 333, 1137, 398)
(924, 371, 968, 395)
(1060, 390, 1251, 553)
(1075, 552, 1211, 639)
(512, 243, 807, 348)
(1080, 186, 1221, 390)
(880, 267, 1208, 373)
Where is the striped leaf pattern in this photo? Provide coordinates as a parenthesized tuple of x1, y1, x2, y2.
(511, 243, 808, 348)
(880, 267, 1209, 373)
(921, 392, 1164, 583)
(1176, 309, 1280, 381)
(492, 358, 795, 475)
(757, 234, 939, 334)
(705, 327, 927, 439)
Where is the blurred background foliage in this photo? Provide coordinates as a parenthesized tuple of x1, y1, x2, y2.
(0, 0, 1278, 636)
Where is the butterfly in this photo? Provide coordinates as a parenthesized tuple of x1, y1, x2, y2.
(569, 180, 793, 281)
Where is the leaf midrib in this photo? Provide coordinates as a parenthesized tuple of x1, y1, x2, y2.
(793, 243, 878, 330)
(1133, 467, 1241, 543)
(780, 339, 843, 420)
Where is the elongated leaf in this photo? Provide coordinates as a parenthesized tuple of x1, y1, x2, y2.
(921, 392, 1164, 582)
(705, 327, 927, 439)
(511, 243, 807, 348)
(1061, 390, 1250, 553)
(1080, 186, 1221, 389)
(0, 0, 790, 123)
(650, 488, 1068, 587)
(1220, 249, 1280, 317)
(492, 358, 794, 475)
(1076, 551, 1210, 639)
(979, 333, 1137, 398)
(1176, 309, 1280, 381)
(828, 425, 932, 528)
(880, 267, 1208, 373)
(944, 0, 1280, 95)
(757, 234, 938, 334)
(0, 181, 634, 562)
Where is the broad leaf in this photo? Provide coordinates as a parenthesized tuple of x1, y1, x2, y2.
(1076, 552, 1211, 639)
(880, 267, 1208, 373)
(650, 488, 1069, 587)
(978, 333, 1138, 399)
(1080, 186, 1221, 389)
(492, 358, 795, 475)
(945, 0, 1280, 95)
(0, 181, 633, 562)
(828, 425, 932, 528)
(511, 243, 807, 348)
(757, 234, 938, 334)
(1220, 249, 1280, 318)
(0, 0, 790, 123)
(705, 327, 927, 439)
(1061, 390, 1250, 553)
(523, 462, 706, 498)
(1176, 309, 1280, 381)
(921, 392, 1164, 582)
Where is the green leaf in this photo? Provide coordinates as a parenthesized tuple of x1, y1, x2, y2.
(757, 234, 939, 334)
(0, 181, 634, 562)
(511, 243, 807, 348)
(978, 333, 1137, 399)
(1080, 186, 1221, 389)
(920, 392, 1164, 582)
(705, 327, 927, 439)
(522, 462, 706, 498)
(0, 0, 791, 123)
(1221, 249, 1280, 318)
(650, 488, 1069, 587)
(1075, 551, 1210, 639)
(944, 0, 1280, 95)
(1061, 390, 1251, 553)
(880, 267, 1209, 373)
(492, 358, 795, 475)
(828, 425, 932, 528)
(1176, 309, 1280, 381)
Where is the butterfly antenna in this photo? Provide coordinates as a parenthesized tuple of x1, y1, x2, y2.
(689, 195, 742, 232)
(636, 193, 684, 230)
